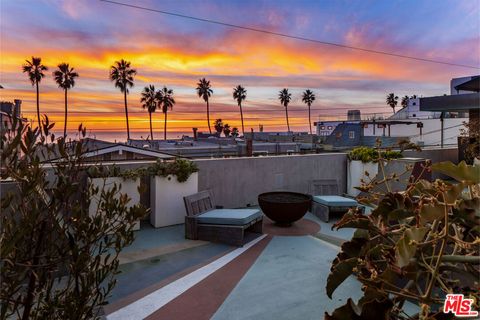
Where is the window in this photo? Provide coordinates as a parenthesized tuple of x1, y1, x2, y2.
(320, 126, 325, 130)
(412, 102, 416, 106)
(349, 131, 355, 139)
(327, 126, 333, 130)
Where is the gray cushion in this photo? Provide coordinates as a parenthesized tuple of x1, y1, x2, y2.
(196, 209, 262, 226)
(313, 195, 358, 207)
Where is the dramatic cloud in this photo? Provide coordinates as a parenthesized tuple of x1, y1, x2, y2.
(1, 0, 478, 139)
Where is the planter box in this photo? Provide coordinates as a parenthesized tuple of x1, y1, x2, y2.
(150, 173, 198, 228)
(347, 160, 379, 197)
(88, 177, 141, 231)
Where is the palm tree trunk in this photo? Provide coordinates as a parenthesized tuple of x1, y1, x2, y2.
(164, 111, 167, 140)
(239, 103, 245, 136)
(206, 99, 212, 134)
(36, 81, 41, 134)
(285, 106, 290, 132)
(124, 90, 130, 142)
(64, 88, 68, 138)
(149, 111, 153, 141)
(308, 103, 312, 134)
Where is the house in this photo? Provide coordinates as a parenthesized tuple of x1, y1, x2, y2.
(37, 138, 176, 163)
(0, 99, 25, 132)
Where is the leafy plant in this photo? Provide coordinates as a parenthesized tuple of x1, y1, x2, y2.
(145, 158, 198, 183)
(1, 116, 148, 319)
(87, 158, 198, 183)
(459, 117, 480, 164)
(348, 146, 403, 163)
(325, 155, 480, 319)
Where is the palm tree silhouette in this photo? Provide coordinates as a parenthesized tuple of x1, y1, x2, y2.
(223, 123, 231, 137)
(400, 95, 409, 110)
(140, 85, 157, 141)
(278, 88, 292, 132)
(196, 78, 213, 134)
(22, 57, 47, 129)
(110, 59, 136, 141)
(213, 118, 224, 136)
(53, 63, 79, 137)
(302, 89, 316, 134)
(386, 93, 398, 114)
(232, 85, 247, 136)
(156, 86, 175, 140)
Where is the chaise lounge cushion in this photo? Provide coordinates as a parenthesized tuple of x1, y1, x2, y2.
(196, 209, 262, 226)
(313, 195, 358, 207)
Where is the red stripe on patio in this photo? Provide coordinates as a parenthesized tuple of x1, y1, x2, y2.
(103, 248, 236, 316)
(145, 235, 273, 320)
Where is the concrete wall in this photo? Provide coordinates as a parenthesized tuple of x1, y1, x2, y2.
(404, 147, 458, 179)
(194, 153, 348, 208)
(194, 147, 459, 208)
(22, 147, 459, 212)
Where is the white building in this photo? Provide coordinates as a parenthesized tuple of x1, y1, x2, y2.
(316, 75, 477, 147)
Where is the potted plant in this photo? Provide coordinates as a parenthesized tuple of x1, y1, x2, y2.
(347, 146, 402, 197)
(148, 159, 199, 228)
(88, 166, 142, 231)
(325, 158, 480, 319)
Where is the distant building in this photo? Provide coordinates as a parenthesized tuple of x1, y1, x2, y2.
(347, 110, 361, 121)
(420, 75, 479, 153)
(39, 138, 175, 163)
(0, 99, 24, 132)
(317, 76, 477, 149)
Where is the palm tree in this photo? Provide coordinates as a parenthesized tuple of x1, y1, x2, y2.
(196, 78, 213, 134)
(156, 86, 175, 140)
(231, 127, 239, 138)
(400, 95, 409, 110)
(53, 63, 79, 137)
(232, 85, 247, 136)
(109, 59, 136, 141)
(278, 88, 292, 132)
(386, 93, 399, 114)
(140, 85, 157, 141)
(223, 123, 231, 137)
(22, 57, 47, 129)
(301, 89, 316, 134)
(213, 119, 223, 136)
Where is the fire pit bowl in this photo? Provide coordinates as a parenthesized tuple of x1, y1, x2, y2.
(258, 192, 312, 226)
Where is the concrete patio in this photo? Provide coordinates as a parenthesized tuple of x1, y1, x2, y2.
(103, 212, 363, 319)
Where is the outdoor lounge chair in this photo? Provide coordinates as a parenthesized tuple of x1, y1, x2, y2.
(183, 190, 263, 246)
(310, 179, 361, 222)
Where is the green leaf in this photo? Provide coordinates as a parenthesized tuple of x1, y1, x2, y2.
(419, 200, 445, 224)
(432, 161, 480, 184)
(444, 182, 467, 203)
(395, 226, 428, 268)
(326, 257, 358, 298)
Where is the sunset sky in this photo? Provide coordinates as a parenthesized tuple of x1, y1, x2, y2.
(1, 0, 479, 141)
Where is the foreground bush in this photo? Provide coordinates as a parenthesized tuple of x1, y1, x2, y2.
(326, 154, 480, 319)
(1, 116, 147, 319)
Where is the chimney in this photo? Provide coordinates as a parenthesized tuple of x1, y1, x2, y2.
(192, 127, 198, 141)
(14, 99, 22, 117)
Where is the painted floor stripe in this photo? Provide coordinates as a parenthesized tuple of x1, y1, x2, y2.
(106, 234, 267, 320)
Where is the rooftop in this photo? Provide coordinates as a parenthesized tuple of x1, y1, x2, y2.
(103, 213, 364, 320)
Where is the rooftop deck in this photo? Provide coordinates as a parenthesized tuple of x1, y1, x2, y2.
(103, 211, 361, 319)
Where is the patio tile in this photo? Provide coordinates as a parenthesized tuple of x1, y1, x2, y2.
(211, 235, 362, 320)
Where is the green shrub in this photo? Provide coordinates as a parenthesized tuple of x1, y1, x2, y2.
(87, 159, 198, 183)
(145, 158, 199, 182)
(326, 158, 480, 319)
(347, 146, 402, 163)
(1, 117, 148, 319)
